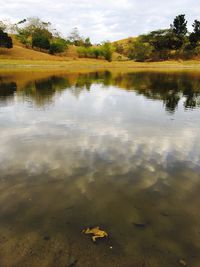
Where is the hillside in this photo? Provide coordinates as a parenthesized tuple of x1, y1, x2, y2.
(113, 37, 137, 48)
(0, 34, 134, 61)
(112, 37, 137, 58)
(0, 44, 126, 61)
(0, 34, 78, 60)
(0, 45, 68, 60)
(113, 37, 136, 45)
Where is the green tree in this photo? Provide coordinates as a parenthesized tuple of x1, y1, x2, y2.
(22, 17, 52, 37)
(189, 20, 200, 48)
(143, 29, 182, 50)
(172, 14, 187, 36)
(16, 17, 52, 48)
(93, 47, 100, 58)
(84, 37, 92, 47)
(49, 38, 68, 54)
(77, 46, 101, 59)
(128, 38, 153, 61)
(0, 29, 13, 49)
(32, 31, 50, 50)
(100, 42, 114, 62)
(171, 14, 188, 50)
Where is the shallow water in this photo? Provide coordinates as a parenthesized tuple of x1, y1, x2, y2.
(0, 71, 200, 267)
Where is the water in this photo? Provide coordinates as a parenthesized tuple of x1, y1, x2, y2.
(0, 71, 200, 267)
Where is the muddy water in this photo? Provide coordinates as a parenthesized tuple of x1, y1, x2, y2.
(0, 71, 200, 267)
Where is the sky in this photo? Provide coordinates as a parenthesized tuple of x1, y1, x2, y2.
(1, 0, 200, 43)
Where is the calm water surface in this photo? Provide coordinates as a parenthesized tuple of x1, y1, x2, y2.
(0, 71, 200, 267)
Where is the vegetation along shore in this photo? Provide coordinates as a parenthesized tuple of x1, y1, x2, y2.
(1, 14, 200, 68)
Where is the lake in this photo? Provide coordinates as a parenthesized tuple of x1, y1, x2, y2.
(0, 70, 200, 267)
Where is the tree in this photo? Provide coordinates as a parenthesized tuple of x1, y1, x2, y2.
(77, 46, 101, 59)
(0, 29, 13, 49)
(100, 42, 114, 62)
(84, 37, 92, 47)
(172, 14, 187, 36)
(68, 27, 83, 46)
(16, 17, 52, 48)
(22, 17, 52, 37)
(0, 21, 7, 31)
(32, 31, 50, 50)
(170, 14, 188, 50)
(141, 29, 184, 52)
(189, 20, 200, 48)
(128, 38, 153, 61)
(49, 38, 68, 54)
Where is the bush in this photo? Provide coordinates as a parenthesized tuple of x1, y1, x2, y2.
(17, 34, 31, 47)
(77, 46, 89, 57)
(194, 45, 200, 57)
(77, 46, 101, 59)
(114, 42, 124, 54)
(100, 42, 114, 62)
(0, 30, 13, 48)
(128, 39, 153, 61)
(84, 37, 92, 48)
(49, 38, 68, 54)
(32, 34, 50, 50)
(77, 43, 114, 61)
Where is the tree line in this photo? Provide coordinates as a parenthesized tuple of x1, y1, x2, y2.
(114, 14, 200, 61)
(1, 15, 200, 62)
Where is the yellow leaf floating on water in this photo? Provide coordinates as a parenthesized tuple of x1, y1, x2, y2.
(82, 226, 108, 242)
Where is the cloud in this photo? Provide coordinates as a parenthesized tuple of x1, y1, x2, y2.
(0, 85, 200, 189)
(1, 0, 200, 42)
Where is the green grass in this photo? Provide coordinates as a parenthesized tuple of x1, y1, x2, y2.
(1, 43, 200, 72)
(1, 58, 200, 73)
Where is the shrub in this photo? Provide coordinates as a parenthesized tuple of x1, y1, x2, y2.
(0, 30, 13, 48)
(32, 34, 50, 50)
(128, 39, 153, 61)
(49, 38, 68, 54)
(100, 42, 114, 62)
(77, 46, 101, 59)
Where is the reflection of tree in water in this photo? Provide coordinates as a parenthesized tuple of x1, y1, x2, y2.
(183, 87, 200, 109)
(110, 72, 200, 113)
(67, 71, 200, 113)
(21, 76, 71, 106)
(0, 80, 17, 104)
(19, 73, 112, 103)
(74, 71, 112, 90)
(1, 72, 200, 112)
(67, 71, 113, 98)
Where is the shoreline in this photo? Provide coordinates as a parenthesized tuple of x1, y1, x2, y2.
(1, 59, 200, 73)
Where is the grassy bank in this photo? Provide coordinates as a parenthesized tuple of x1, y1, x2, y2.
(1, 58, 200, 73)
(1, 44, 200, 72)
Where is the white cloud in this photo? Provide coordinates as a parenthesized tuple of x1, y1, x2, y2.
(1, 0, 200, 42)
